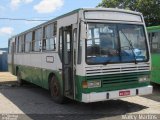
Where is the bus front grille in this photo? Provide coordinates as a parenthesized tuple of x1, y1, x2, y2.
(86, 72, 148, 86)
(85, 65, 150, 76)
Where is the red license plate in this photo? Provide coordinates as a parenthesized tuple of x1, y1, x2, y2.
(119, 90, 130, 96)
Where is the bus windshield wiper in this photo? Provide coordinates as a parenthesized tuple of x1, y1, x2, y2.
(120, 30, 137, 64)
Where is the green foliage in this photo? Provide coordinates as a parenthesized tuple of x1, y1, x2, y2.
(97, 0, 160, 26)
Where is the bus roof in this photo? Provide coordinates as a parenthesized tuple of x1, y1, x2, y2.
(147, 25, 160, 33)
(9, 8, 142, 39)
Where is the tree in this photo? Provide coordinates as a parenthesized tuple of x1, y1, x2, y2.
(97, 0, 160, 26)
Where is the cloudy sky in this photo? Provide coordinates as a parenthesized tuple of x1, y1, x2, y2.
(0, 0, 101, 48)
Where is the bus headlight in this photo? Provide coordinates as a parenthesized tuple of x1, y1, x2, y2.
(139, 76, 150, 82)
(82, 80, 101, 88)
(87, 81, 101, 88)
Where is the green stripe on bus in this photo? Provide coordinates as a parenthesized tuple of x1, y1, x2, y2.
(151, 54, 160, 84)
(9, 64, 62, 90)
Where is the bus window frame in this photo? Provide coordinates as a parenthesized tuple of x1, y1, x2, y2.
(85, 22, 150, 65)
(42, 22, 57, 52)
(149, 31, 160, 53)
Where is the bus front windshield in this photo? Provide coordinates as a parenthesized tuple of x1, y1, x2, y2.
(86, 23, 148, 65)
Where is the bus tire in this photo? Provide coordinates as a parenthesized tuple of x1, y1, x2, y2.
(50, 75, 65, 104)
(17, 70, 23, 86)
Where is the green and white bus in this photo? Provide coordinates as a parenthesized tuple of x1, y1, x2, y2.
(147, 25, 160, 84)
(8, 8, 153, 103)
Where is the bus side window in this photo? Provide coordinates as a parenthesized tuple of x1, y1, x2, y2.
(151, 32, 160, 53)
(34, 28, 42, 52)
(18, 36, 22, 53)
(25, 32, 32, 52)
(15, 37, 18, 53)
(59, 28, 63, 61)
(53, 22, 57, 50)
(32, 31, 35, 51)
(8, 38, 16, 54)
(42, 22, 57, 51)
(22, 35, 25, 53)
(43, 27, 47, 50)
(8, 39, 11, 54)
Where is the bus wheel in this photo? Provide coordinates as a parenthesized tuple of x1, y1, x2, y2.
(50, 75, 65, 104)
(17, 70, 23, 86)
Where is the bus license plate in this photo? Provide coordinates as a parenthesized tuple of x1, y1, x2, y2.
(119, 90, 130, 96)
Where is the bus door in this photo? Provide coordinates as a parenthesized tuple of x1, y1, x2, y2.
(11, 42, 15, 74)
(61, 25, 75, 98)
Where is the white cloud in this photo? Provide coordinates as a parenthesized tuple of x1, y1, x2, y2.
(24, 0, 33, 4)
(34, 0, 64, 14)
(10, 0, 33, 9)
(0, 27, 14, 35)
(10, 0, 20, 9)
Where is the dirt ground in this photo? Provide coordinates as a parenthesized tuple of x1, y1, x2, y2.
(0, 72, 17, 84)
(0, 72, 160, 120)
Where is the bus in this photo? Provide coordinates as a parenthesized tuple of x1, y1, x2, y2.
(147, 25, 160, 84)
(8, 8, 153, 103)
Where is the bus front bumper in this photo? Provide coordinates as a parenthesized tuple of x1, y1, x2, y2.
(81, 85, 153, 103)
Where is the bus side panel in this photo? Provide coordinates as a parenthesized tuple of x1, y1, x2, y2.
(14, 52, 63, 90)
(42, 69, 62, 90)
(16, 64, 63, 91)
(18, 65, 41, 85)
(41, 53, 63, 90)
(151, 54, 160, 84)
